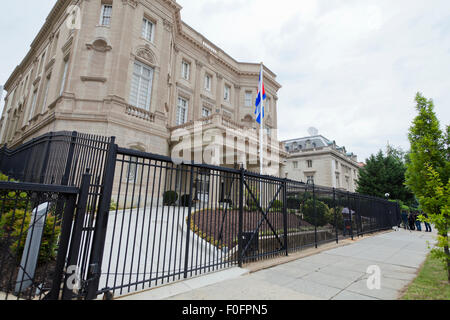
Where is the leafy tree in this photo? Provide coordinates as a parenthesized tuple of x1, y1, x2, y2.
(405, 93, 449, 282)
(357, 147, 415, 205)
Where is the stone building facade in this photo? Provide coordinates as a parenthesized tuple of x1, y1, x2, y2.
(0, 0, 284, 175)
(281, 135, 360, 192)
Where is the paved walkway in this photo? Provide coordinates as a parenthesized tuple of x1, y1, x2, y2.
(120, 228, 436, 300)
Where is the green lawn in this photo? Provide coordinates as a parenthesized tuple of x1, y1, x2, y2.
(401, 253, 450, 300)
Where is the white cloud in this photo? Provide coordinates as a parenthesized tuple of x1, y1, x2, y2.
(178, 0, 450, 162)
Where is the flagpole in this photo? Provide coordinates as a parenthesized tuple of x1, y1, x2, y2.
(259, 63, 264, 208)
(259, 63, 264, 177)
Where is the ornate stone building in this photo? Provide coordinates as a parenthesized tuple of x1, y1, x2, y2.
(282, 135, 360, 192)
(0, 0, 284, 174)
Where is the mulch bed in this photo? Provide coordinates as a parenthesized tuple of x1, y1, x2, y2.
(191, 209, 313, 249)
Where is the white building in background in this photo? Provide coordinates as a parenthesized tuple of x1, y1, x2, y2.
(281, 135, 360, 192)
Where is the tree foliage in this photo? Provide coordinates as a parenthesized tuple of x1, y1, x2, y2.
(405, 92, 450, 282)
(357, 147, 415, 205)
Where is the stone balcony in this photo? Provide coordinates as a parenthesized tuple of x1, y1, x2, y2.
(168, 113, 285, 174)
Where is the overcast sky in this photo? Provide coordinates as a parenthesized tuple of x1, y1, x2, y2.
(1, 0, 449, 162)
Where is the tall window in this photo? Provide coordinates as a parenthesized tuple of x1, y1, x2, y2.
(129, 61, 154, 111)
(336, 173, 340, 188)
(100, 4, 113, 26)
(41, 75, 51, 112)
(59, 59, 69, 96)
(306, 175, 315, 185)
(204, 74, 212, 91)
(29, 89, 38, 120)
(224, 85, 231, 102)
(181, 60, 190, 80)
(176, 97, 188, 125)
(38, 51, 46, 75)
(293, 161, 298, 169)
(127, 156, 138, 182)
(142, 18, 154, 42)
(307, 160, 313, 168)
(245, 91, 252, 107)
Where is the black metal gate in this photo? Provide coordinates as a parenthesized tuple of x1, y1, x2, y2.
(0, 131, 402, 300)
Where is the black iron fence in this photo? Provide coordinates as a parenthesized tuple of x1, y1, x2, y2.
(0, 131, 401, 300)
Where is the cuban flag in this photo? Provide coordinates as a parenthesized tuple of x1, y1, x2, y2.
(255, 67, 266, 124)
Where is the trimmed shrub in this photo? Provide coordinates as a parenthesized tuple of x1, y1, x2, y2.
(163, 191, 179, 206)
(300, 199, 330, 227)
(0, 209, 61, 264)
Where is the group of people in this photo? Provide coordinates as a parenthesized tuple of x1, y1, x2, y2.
(401, 211, 432, 232)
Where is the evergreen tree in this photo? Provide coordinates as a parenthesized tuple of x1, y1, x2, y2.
(357, 148, 415, 205)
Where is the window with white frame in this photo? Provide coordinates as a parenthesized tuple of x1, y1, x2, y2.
(41, 75, 51, 112)
(176, 97, 188, 125)
(59, 59, 69, 96)
(204, 74, 212, 91)
(38, 51, 46, 75)
(245, 91, 252, 107)
(293, 161, 298, 169)
(265, 126, 271, 136)
(307, 160, 313, 168)
(306, 175, 315, 184)
(100, 4, 113, 26)
(224, 85, 231, 102)
(142, 18, 154, 42)
(202, 107, 211, 118)
(181, 60, 190, 80)
(127, 156, 138, 182)
(129, 61, 154, 111)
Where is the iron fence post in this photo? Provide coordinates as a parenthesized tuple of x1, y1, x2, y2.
(85, 137, 117, 300)
(62, 170, 91, 300)
(238, 167, 244, 267)
(183, 166, 195, 278)
(333, 188, 338, 244)
(348, 192, 353, 240)
(283, 179, 288, 256)
(0, 144, 6, 171)
(313, 183, 317, 249)
(39, 132, 53, 184)
(46, 193, 78, 300)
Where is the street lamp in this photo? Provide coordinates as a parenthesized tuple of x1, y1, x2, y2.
(385, 193, 390, 200)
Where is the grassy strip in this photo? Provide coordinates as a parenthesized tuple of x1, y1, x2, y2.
(401, 253, 450, 300)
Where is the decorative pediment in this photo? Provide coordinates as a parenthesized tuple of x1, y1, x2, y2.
(136, 46, 157, 66)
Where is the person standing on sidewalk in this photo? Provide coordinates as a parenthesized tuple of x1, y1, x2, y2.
(401, 210, 409, 230)
(408, 212, 416, 230)
(423, 213, 432, 232)
(414, 212, 422, 231)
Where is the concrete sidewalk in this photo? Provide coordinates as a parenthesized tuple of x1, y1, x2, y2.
(119, 228, 436, 300)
